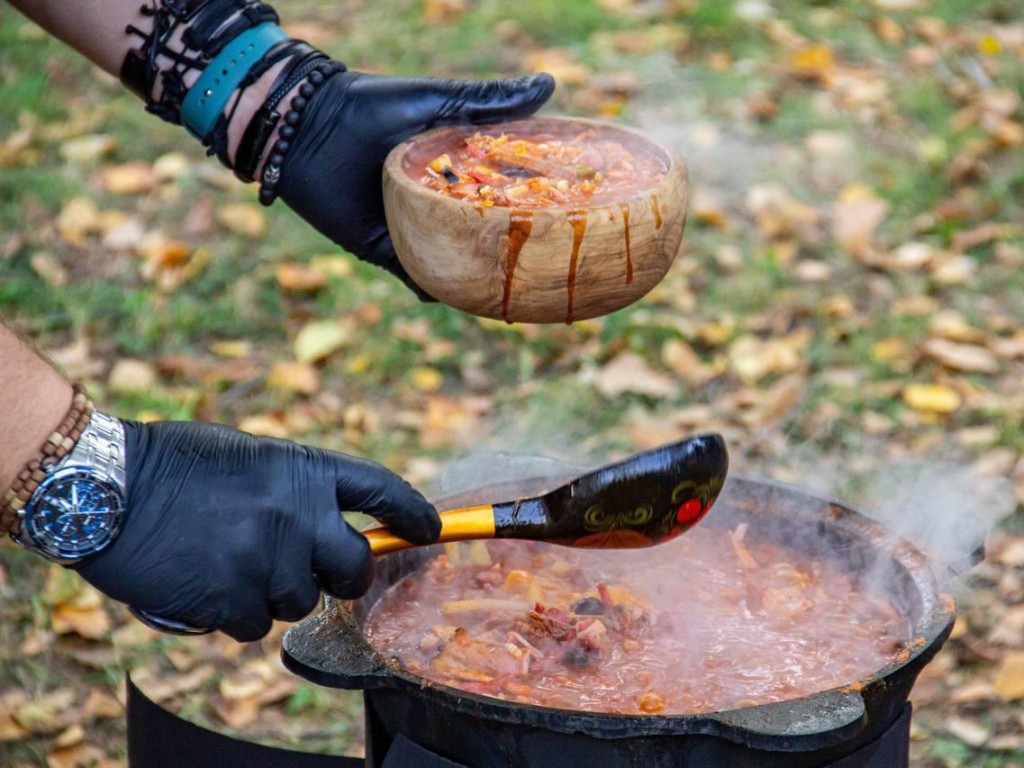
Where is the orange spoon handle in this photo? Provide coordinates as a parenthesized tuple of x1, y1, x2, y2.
(364, 504, 496, 556)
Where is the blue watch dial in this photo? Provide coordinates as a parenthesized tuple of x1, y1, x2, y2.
(24, 466, 125, 561)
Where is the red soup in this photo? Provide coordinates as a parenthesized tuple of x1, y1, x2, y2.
(406, 127, 668, 209)
(364, 526, 911, 715)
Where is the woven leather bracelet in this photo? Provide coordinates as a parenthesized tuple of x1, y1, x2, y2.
(0, 383, 94, 537)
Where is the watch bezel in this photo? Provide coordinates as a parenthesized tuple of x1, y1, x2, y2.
(22, 465, 126, 562)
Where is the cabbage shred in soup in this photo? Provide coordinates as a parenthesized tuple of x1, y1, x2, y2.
(364, 526, 911, 715)
(410, 128, 668, 208)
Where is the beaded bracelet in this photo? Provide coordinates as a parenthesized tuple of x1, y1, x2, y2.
(0, 384, 94, 537)
(207, 39, 315, 170)
(233, 46, 325, 181)
(258, 60, 345, 206)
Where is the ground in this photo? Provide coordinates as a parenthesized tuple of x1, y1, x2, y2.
(1, 0, 1023, 765)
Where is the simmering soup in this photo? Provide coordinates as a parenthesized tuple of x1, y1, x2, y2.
(364, 525, 911, 715)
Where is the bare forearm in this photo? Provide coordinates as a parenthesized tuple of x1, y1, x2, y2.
(0, 324, 73, 491)
(5, 0, 145, 75)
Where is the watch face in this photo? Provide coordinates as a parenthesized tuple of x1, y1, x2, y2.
(24, 466, 125, 561)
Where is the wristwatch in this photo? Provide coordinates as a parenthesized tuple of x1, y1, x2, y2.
(12, 412, 127, 564)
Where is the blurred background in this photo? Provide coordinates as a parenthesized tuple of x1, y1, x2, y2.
(1, 0, 1022, 765)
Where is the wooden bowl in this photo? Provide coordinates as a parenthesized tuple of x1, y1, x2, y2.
(382, 117, 689, 324)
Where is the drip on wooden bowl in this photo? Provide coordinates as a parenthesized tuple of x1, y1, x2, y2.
(382, 117, 689, 324)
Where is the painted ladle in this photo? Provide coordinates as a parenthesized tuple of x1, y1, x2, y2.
(364, 433, 728, 555)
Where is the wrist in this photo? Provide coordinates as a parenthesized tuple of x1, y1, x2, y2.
(0, 384, 93, 539)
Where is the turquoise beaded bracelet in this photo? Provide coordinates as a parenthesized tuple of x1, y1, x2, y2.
(180, 23, 288, 141)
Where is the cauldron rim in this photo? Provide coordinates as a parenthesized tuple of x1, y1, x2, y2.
(282, 475, 956, 752)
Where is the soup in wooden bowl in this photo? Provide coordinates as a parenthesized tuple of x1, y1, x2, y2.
(382, 117, 688, 324)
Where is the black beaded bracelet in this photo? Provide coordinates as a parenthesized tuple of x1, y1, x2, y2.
(232, 46, 324, 180)
(257, 60, 344, 206)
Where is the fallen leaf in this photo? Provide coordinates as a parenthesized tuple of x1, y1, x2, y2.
(29, 250, 69, 287)
(216, 203, 266, 238)
(789, 44, 835, 84)
(101, 161, 159, 194)
(275, 262, 328, 293)
(267, 361, 321, 395)
(903, 383, 962, 414)
(409, 366, 444, 393)
(832, 187, 888, 257)
(922, 338, 999, 374)
(214, 696, 260, 729)
(423, 0, 468, 23)
(0, 713, 28, 743)
(593, 352, 678, 398)
(945, 716, 990, 747)
(294, 319, 354, 363)
(108, 358, 159, 394)
(59, 134, 116, 164)
(523, 48, 591, 85)
(53, 723, 85, 749)
(236, 413, 291, 438)
(56, 197, 102, 247)
(51, 604, 111, 640)
(209, 340, 253, 358)
(152, 151, 190, 180)
(728, 330, 810, 383)
(995, 539, 1024, 569)
(46, 743, 108, 768)
(220, 670, 265, 701)
(993, 651, 1024, 702)
(81, 689, 123, 721)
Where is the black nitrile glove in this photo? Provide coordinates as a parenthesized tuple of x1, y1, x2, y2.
(73, 420, 439, 642)
(276, 71, 556, 297)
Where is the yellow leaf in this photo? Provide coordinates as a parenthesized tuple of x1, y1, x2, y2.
(267, 361, 321, 395)
(152, 151, 191, 180)
(56, 197, 101, 247)
(275, 262, 328, 293)
(309, 254, 354, 277)
(101, 161, 159, 194)
(903, 383, 962, 414)
(423, 0, 468, 23)
(0, 713, 28, 743)
(993, 651, 1024, 702)
(978, 34, 1001, 56)
(210, 340, 253, 358)
(294, 320, 353, 364)
(870, 338, 909, 364)
(237, 413, 290, 438)
(216, 203, 266, 237)
(410, 366, 444, 392)
(345, 353, 372, 376)
(50, 604, 111, 640)
(789, 44, 835, 84)
(728, 331, 810, 383)
(523, 48, 591, 86)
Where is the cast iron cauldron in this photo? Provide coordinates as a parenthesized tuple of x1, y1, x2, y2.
(282, 477, 955, 768)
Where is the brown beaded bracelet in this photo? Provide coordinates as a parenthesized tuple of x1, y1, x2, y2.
(0, 383, 95, 537)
